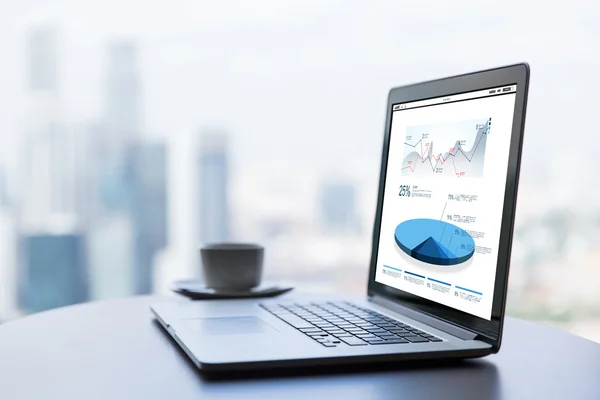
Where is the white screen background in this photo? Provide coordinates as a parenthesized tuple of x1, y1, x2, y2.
(375, 92, 517, 320)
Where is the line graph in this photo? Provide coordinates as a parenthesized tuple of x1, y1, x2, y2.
(401, 118, 490, 178)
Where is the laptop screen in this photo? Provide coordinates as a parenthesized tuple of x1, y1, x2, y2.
(375, 85, 517, 320)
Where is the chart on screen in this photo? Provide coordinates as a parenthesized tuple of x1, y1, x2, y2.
(401, 118, 490, 178)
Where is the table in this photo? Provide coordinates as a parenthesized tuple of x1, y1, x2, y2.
(0, 296, 599, 400)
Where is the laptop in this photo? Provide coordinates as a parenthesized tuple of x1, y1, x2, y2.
(151, 63, 530, 372)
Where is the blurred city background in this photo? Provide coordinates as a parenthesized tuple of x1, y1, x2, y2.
(0, 1, 599, 342)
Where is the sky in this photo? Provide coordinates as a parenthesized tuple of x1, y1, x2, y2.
(0, 0, 599, 193)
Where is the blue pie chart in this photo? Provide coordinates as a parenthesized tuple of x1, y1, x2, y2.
(394, 218, 475, 266)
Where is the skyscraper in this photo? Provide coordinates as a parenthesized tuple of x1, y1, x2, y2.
(127, 140, 168, 294)
(319, 181, 361, 235)
(84, 42, 143, 299)
(198, 130, 230, 244)
(87, 213, 135, 300)
(105, 42, 140, 150)
(0, 177, 18, 320)
(18, 223, 88, 314)
(0, 167, 7, 207)
(27, 27, 58, 95)
(21, 27, 78, 226)
(100, 42, 141, 212)
(17, 27, 88, 314)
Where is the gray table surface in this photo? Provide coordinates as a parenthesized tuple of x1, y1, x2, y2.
(0, 296, 599, 400)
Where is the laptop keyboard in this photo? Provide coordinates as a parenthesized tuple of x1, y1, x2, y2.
(260, 301, 442, 348)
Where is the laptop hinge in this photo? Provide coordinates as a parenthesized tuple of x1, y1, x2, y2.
(369, 294, 478, 341)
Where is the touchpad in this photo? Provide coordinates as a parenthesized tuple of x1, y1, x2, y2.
(184, 317, 276, 336)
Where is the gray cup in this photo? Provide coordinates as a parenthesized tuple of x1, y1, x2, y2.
(200, 243, 264, 291)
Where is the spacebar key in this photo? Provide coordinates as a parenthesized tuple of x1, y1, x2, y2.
(277, 314, 315, 329)
(340, 337, 367, 346)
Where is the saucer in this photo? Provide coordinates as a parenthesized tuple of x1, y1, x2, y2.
(172, 280, 294, 300)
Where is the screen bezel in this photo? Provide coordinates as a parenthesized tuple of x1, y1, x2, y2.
(367, 63, 530, 352)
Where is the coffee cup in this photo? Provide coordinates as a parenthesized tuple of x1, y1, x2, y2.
(200, 243, 264, 291)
